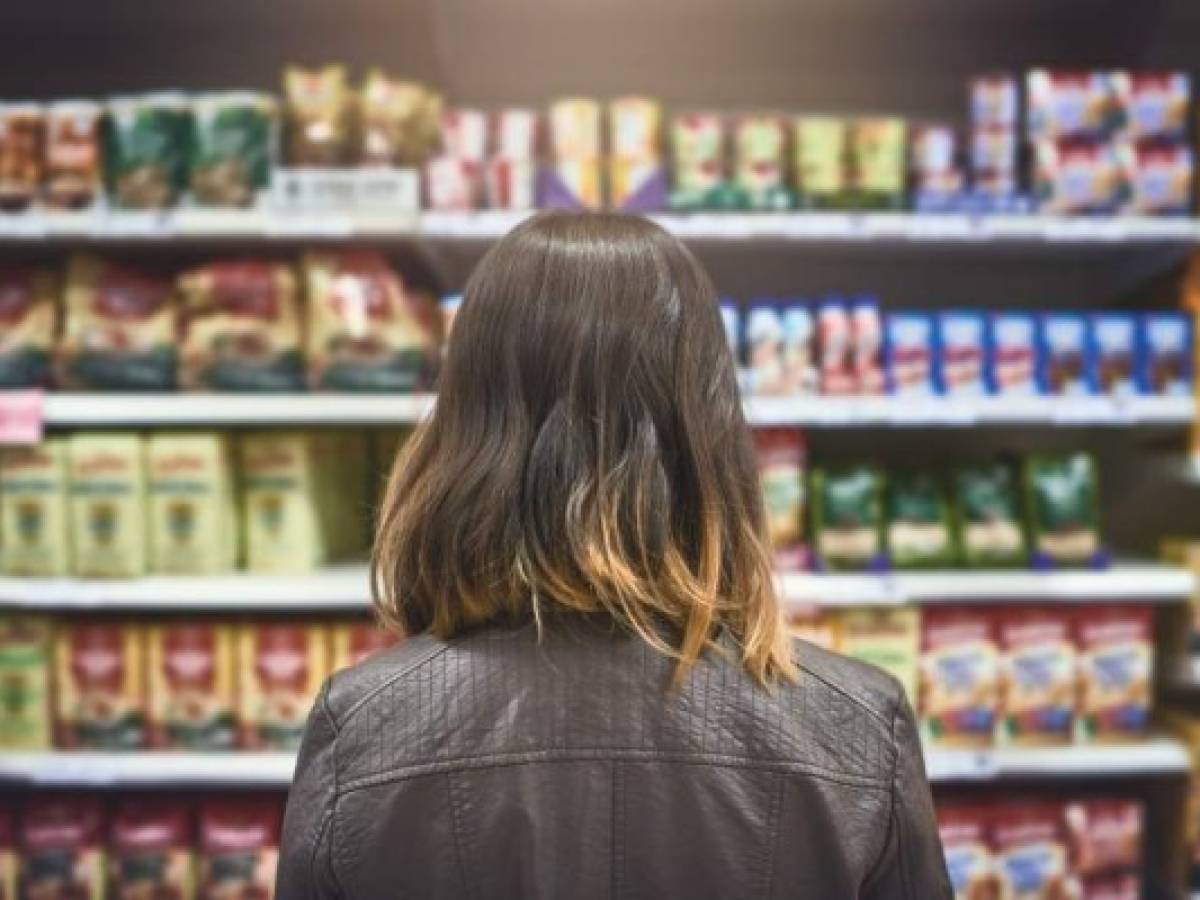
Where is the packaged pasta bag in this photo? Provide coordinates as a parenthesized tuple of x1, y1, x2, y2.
(304, 250, 441, 392)
(147, 621, 238, 750)
(359, 70, 442, 166)
(284, 65, 351, 166)
(178, 260, 304, 391)
(190, 91, 277, 207)
(886, 471, 956, 569)
(238, 621, 328, 751)
(54, 619, 146, 749)
(0, 268, 57, 388)
(1024, 453, 1102, 568)
(58, 255, 177, 391)
(105, 93, 191, 209)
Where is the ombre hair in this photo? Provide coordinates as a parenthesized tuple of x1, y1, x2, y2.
(371, 211, 796, 685)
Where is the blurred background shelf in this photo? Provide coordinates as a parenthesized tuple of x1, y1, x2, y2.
(923, 740, 1192, 782)
(0, 564, 1187, 611)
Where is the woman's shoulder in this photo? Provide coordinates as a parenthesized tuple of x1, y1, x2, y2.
(322, 632, 449, 730)
(789, 637, 909, 731)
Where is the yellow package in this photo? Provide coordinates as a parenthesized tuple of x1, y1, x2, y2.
(238, 622, 328, 750)
(0, 615, 52, 749)
(549, 99, 601, 159)
(0, 268, 56, 388)
(55, 620, 145, 749)
(147, 621, 238, 750)
(840, 608, 920, 705)
(240, 432, 324, 573)
(147, 432, 238, 574)
(0, 439, 71, 576)
(68, 433, 148, 578)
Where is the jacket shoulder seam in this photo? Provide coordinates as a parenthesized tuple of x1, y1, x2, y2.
(332, 641, 451, 729)
(797, 658, 895, 733)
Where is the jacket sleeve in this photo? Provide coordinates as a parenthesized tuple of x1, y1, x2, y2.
(277, 679, 342, 899)
(862, 690, 952, 900)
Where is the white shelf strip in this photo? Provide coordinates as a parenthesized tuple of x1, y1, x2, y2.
(0, 741, 1186, 787)
(0, 565, 1188, 611)
(34, 393, 1193, 428)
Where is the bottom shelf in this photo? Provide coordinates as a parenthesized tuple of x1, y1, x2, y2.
(0, 741, 1189, 787)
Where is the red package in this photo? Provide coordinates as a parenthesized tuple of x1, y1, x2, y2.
(997, 608, 1075, 747)
(753, 429, 807, 571)
(199, 797, 283, 900)
(818, 302, 854, 395)
(1078, 871, 1141, 900)
(1064, 799, 1142, 878)
(851, 300, 885, 395)
(21, 794, 106, 899)
(109, 798, 195, 898)
(331, 621, 400, 671)
(1074, 606, 1152, 743)
(990, 802, 1070, 900)
(937, 804, 995, 899)
(920, 608, 999, 748)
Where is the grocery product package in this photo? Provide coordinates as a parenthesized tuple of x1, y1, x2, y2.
(105, 93, 191, 209)
(1090, 312, 1138, 396)
(1024, 453, 1102, 567)
(785, 608, 839, 651)
(55, 620, 146, 749)
(147, 433, 239, 574)
(953, 462, 1027, 568)
(0, 615, 52, 749)
(67, 433, 149, 578)
(1, 440, 72, 576)
(794, 117, 848, 210)
(936, 805, 994, 900)
(1033, 137, 1125, 215)
(1139, 311, 1193, 395)
(752, 429, 806, 571)
(190, 91, 277, 207)
(43, 100, 102, 210)
(733, 116, 790, 210)
(0, 268, 57, 388)
(886, 471, 956, 569)
(237, 622, 328, 750)
(1075, 605, 1152, 742)
(810, 465, 885, 571)
(780, 303, 818, 394)
(997, 607, 1076, 746)
(331, 621, 400, 671)
(58, 256, 177, 391)
(0, 808, 12, 900)
(990, 802, 1071, 900)
(110, 799, 195, 898)
(1026, 71, 1123, 140)
(987, 312, 1039, 395)
(147, 621, 238, 750)
(315, 430, 370, 560)
(283, 65, 351, 166)
(920, 607, 999, 748)
(910, 124, 964, 210)
(608, 97, 664, 209)
(851, 117, 907, 210)
(840, 608, 920, 703)
(1064, 799, 1143, 879)
(744, 303, 786, 394)
(670, 113, 725, 209)
(0, 102, 43, 212)
(199, 797, 283, 900)
(817, 301, 855, 395)
(19, 795, 106, 900)
(359, 71, 442, 167)
(304, 250, 442, 392)
(240, 432, 326, 573)
(852, 298, 885, 395)
(178, 260, 303, 392)
(884, 312, 936, 395)
(936, 311, 987, 395)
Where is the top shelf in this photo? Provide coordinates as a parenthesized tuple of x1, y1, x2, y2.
(3, 210, 1200, 245)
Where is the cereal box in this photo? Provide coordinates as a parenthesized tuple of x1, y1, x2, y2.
(937, 804, 995, 900)
(1089, 313, 1138, 397)
(1119, 139, 1191, 216)
(1039, 313, 1093, 396)
(990, 801, 1070, 900)
(1026, 71, 1121, 139)
(936, 311, 987, 396)
(987, 312, 1039, 396)
(20, 795, 106, 900)
(240, 432, 325, 573)
(1064, 799, 1142, 878)
(0, 440, 71, 576)
(147, 621, 238, 750)
(998, 608, 1076, 746)
(744, 303, 786, 395)
(840, 608, 920, 704)
(920, 608, 999, 748)
(753, 429, 806, 571)
(971, 74, 1019, 129)
(0, 615, 51, 749)
(148, 433, 239, 575)
(818, 301, 855, 396)
(852, 297, 885, 395)
(1033, 137, 1124, 215)
(55, 620, 146, 749)
(68, 433, 148, 578)
(1113, 71, 1190, 141)
(885, 313, 936, 396)
(1139, 311, 1193, 395)
(1075, 606, 1152, 742)
(199, 797, 282, 900)
(109, 799, 195, 899)
(0, 268, 57, 388)
(238, 622, 328, 750)
(331, 621, 400, 671)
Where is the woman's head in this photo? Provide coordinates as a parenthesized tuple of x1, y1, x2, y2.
(372, 211, 796, 684)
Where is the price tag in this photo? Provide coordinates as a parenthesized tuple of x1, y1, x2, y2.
(0, 390, 44, 444)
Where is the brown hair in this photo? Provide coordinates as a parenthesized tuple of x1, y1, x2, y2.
(372, 211, 796, 685)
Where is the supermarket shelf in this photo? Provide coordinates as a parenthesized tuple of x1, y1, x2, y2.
(0, 741, 1187, 787)
(0, 564, 1189, 611)
(34, 392, 1194, 428)
(0, 209, 1199, 244)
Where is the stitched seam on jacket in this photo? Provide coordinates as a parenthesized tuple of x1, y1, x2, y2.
(334, 642, 451, 728)
(338, 750, 892, 794)
(320, 684, 348, 899)
(797, 660, 894, 733)
(445, 771, 474, 899)
(308, 809, 334, 899)
(611, 761, 624, 900)
(863, 687, 902, 895)
(760, 772, 785, 898)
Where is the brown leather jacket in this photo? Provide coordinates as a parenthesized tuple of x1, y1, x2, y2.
(278, 620, 951, 899)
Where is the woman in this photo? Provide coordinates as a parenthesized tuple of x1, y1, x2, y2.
(278, 211, 950, 899)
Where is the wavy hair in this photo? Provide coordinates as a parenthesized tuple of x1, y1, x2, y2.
(372, 211, 795, 685)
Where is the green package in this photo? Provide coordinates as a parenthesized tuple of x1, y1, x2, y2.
(811, 465, 885, 571)
(954, 463, 1027, 567)
(795, 117, 849, 210)
(887, 471, 955, 569)
(852, 117, 907, 210)
(1024, 453, 1101, 566)
(190, 91, 277, 208)
(105, 93, 192, 209)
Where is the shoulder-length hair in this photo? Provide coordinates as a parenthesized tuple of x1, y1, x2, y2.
(372, 211, 796, 684)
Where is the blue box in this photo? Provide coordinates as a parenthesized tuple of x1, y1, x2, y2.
(936, 311, 987, 395)
(1090, 312, 1139, 396)
(987, 312, 1040, 395)
(885, 312, 937, 395)
(1139, 311, 1194, 395)
(1038, 313, 1092, 395)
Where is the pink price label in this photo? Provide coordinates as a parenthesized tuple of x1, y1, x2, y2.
(0, 390, 44, 444)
